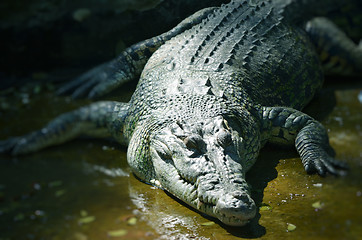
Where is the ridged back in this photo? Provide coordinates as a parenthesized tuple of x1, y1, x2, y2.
(128, 0, 324, 130)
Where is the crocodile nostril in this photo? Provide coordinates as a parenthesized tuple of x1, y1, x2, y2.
(216, 192, 256, 223)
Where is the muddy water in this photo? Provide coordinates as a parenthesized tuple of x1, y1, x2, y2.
(0, 82, 361, 240)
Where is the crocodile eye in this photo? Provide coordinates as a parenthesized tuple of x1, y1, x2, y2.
(184, 134, 205, 152)
(216, 129, 232, 147)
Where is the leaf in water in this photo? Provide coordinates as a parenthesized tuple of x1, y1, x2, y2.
(55, 189, 66, 197)
(287, 223, 296, 232)
(312, 201, 324, 209)
(49, 180, 63, 188)
(80, 210, 88, 217)
(260, 206, 272, 211)
(78, 216, 96, 224)
(127, 217, 137, 226)
(259, 203, 272, 211)
(201, 221, 215, 226)
(108, 229, 128, 237)
(313, 183, 323, 188)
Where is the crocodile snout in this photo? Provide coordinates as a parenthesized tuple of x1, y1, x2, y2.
(215, 191, 256, 226)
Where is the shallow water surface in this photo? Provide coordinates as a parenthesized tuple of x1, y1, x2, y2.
(0, 83, 361, 240)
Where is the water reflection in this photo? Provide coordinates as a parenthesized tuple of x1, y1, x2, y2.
(129, 183, 205, 239)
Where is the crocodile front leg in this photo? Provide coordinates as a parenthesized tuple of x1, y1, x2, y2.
(0, 101, 129, 155)
(57, 7, 217, 99)
(260, 106, 348, 176)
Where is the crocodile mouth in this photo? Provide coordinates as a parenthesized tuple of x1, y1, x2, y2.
(171, 169, 255, 226)
(149, 116, 256, 226)
(150, 147, 255, 226)
(154, 159, 255, 226)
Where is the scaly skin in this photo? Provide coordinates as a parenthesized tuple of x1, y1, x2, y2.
(1, 0, 360, 226)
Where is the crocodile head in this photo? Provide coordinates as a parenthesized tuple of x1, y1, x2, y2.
(149, 115, 258, 226)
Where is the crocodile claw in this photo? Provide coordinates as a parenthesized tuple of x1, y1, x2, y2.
(303, 149, 349, 177)
(0, 137, 20, 155)
(57, 60, 117, 99)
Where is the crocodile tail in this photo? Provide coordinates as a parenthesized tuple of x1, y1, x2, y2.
(275, 0, 359, 24)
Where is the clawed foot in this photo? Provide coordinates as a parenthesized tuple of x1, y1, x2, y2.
(295, 121, 349, 177)
(302, 149, 349, 177)
(0, 137, 21, 155)
(57, 59, 122, 99)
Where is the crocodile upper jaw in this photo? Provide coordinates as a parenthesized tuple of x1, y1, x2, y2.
(149, 115, 257, 226)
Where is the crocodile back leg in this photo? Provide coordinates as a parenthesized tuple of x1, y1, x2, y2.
(0, 101, 129, 155)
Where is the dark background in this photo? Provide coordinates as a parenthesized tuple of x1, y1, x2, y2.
(0, 0, 230, 90)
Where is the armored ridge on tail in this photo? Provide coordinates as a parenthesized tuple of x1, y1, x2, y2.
(1, 0, 360, 226)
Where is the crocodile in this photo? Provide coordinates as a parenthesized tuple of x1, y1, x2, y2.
(1, 0, 361, 226)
